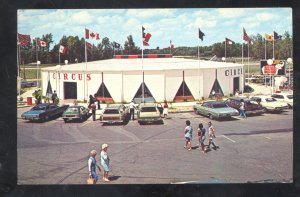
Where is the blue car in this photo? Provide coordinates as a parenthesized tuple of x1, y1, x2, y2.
(21, 103, 69, 122)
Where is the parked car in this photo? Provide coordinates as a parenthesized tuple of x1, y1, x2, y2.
(137, 103, 163, 124)
(21, 80, 36, 88)
(224, 97, 264, 116)
(21, 103, 69, 122)
(62, 105, 89, 122)
(271, 93, 293, 109)
(193, 101, 239, 120)
(100, 104, 130, 124)
(250, 96, 289, 113)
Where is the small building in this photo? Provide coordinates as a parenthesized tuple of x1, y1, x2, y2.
(41, 55, 244, 103)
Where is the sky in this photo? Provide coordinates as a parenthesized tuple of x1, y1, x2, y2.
(17, 8, 292, 50)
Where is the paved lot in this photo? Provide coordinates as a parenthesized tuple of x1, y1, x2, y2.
(17, 107, 293, 184)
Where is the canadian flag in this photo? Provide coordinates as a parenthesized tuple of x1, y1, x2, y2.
(38, 40, 47, 47)
(142, 26, 151, 46)
(170, 40, 174, 49)
(59, 45, 67, 54)
(85, 28, 100, 40)
(86, 41, 92, 49)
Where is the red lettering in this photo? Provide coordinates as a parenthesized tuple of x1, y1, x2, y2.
(86, 74, 91, 81)
(72, 74, 76, 80)
(78, 74, 82, 80)
(64, 73, 68, 80)
(53, 73, 56, 79)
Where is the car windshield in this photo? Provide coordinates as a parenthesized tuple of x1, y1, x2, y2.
(212, 103, 227, 108)
(103, 109, 119, 114)
(286, 95, 293, 99)
(140, 107, 157, 112)
(265, 98, 276, 102)
(32, 105, 47, 110)
(66, 108, 78, 112)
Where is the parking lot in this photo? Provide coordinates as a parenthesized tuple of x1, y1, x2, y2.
(17, 106, 293, 184)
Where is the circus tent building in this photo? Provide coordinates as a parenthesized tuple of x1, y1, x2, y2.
(40, 55, 244, 103)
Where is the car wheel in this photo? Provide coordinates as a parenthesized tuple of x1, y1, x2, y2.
(63, 119, 68, 123)
(209, 114, 214, 120)
(80, 116, 83, 122)
(288, 104, 292, 109)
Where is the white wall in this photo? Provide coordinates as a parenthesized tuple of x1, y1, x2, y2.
(202, 69, 216, 98)
(123, 71, 144, 102)
(184, 69, 203, 101)
(144, 71, 165, 102)
(165, 70, 182, 102)
(103, 72, 123, 102)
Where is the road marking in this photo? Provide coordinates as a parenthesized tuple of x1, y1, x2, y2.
(221, 135, 236, 143)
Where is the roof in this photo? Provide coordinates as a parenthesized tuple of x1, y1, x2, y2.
(41, 57, 243, 72)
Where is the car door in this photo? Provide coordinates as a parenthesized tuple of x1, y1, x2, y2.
(157, 103, 163, 115)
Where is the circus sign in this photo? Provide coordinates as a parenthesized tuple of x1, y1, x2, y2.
(261, 60, 286, 76)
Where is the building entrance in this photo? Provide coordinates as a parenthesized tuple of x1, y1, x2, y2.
(64, 82, 77, 99)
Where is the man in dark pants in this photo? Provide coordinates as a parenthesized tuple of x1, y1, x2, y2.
(129, 100, 135, 120)
(91, 103, 96, 121)
(51, 90, 57, 104)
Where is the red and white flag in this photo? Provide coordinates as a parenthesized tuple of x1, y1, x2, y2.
(38, 40, 48, 47)
(243, 28, 251, 44)
(18, 33, 31, 46)
(59, 45, 67, 54)
(86, 41, 92, 49)
(170, 40, 174, 49)
(225, 38, 235, 45)
(142, 26, 151, 46)
(85, 28, 100, 40)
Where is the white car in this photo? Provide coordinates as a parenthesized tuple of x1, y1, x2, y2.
(251, 96, 289, 113)
(271, 93, 293, 109)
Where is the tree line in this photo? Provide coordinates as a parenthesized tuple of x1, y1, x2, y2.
(18, 31, 292, 65)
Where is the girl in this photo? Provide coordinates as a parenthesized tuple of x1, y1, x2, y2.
(100, 143, 110, 182)
(197, 123, 206, 153)
(184, 120, 193, 151)
(208, 122, 219, 150)
(163, 101, 169, 119)
(88, 150, 101, 184)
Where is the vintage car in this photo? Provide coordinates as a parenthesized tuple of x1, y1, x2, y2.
(271, 93, 293, 109)
(21, 80, 36, 88)
(62, 105, 89, 122)
(21, 103, 69, 121)
(250, 96, 289, 113)
(137, 103, 163, 124)
(224, 97, 264, 116)
(100, 104, 130, 124)
(193, 101, 239, 120)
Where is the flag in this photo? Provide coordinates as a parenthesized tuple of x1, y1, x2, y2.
(85, 28, 100, 40)
(38, 40, 48, 47)
(265, 33, 274, 41)
(142, 26, 152, 46)
(225, 38, 235, 45)
(243, 28, 251, 44)
(113, 42, 120, 49)
(274, 31, 282, 40)
(18, 33, 31, 46)
(59, 45, 67, 54)
(86, 41, 92, 49)
(170, 40, 174, 49)
(198, 28, 205, 41)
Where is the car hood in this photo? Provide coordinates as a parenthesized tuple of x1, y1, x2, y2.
(22, 110, 44, 116)
(261, 101, 288, 107)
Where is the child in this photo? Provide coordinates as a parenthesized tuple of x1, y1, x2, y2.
(184, 120, 193, 151)
(207, 122, 219, 150)
(100, 143, 110, 182)
(197, 123, 206, 153)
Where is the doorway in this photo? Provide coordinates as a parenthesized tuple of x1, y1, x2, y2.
(64, 82, 77, 99)
(233, 77, 240, 93)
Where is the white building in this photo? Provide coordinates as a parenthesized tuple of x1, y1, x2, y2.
(41, 56, 244, 103)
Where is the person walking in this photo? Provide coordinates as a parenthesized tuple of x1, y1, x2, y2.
(163, 100, 169, 119)
(88, 95, 96, 121)
(207, 121, 219, 150)
(239, 99, 246, 118)
(88, 150, 101, 184)
(100, 143, 110, 182)
(197, 123, 206, 153)
(129, 100, 135, 120)
(184, 120, 193, 151)
(51, 90, 57, 104)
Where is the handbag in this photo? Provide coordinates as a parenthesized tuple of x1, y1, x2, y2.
(87, 177, 95, 184)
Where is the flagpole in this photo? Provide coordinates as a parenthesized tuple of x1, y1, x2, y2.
(84, 28, 87, 101)
(198, 36, 201, 101)
(272, 32, 275, 59)
(241, 28, 244, 96)
(17, 40, 20, 96)
(264, 38, 266, 60)
(142, 28, 144, 104)
(225, 39, 227, 60)
(59, 46, 61, 65)
(36, 38, 39, 88)
(248, 42, 250, 84)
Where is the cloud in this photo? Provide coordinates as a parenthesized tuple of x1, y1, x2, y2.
(70, 10, 92, 24)
(255, 13, 274, 21)
(126, 9, 174, 18)
(217, 8, 245, 18)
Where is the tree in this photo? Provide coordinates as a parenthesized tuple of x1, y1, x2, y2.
(124, 35, 140, 55)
